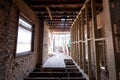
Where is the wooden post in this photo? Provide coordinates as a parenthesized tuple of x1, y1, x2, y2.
(73, 23, 75, 61)
(79, 15, 83, 69)
(77, 17, 80, 66)
(75, 21, 77, 63)
(81, 10, 85, 70)
(85, 2, 92, 80)
(70, 27, 73, 57)
(91, 0, 100, 80)
(76, 19, 78, 64)
(102, 0, 117, 80)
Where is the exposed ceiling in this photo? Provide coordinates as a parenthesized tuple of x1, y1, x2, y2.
(23, 0, 86, 31)
(23, 0, 102, 32)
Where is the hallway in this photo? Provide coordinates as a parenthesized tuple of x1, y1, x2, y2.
(43, 53, 71, 67)
(0, 0, 120, 80)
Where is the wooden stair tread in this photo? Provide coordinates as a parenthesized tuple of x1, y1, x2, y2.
(24, 59, 86, 80)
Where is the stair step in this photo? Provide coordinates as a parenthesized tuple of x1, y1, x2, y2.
(24, 77, 60, 80)
(65, 62, 75, 65)
(29, 72, 68, 77)
(61, 77, 86, 80)
(33, 68, 79, 72)
(34, 68, 66, 72)
(25, 77, 86, 80)
(66, 65, 77, 68)
(64, 59, 73, 62)
(66, 68, 79, 72)
(68, 72, 83, 77)
(24, 59, 86, 80)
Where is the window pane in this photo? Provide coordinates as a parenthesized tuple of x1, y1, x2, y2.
(16, 26, 32, 53)
(19, 18, 32, 29)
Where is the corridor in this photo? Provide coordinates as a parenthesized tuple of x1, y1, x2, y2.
(0, 0, 120, 80)
(43, 53, 71, 67)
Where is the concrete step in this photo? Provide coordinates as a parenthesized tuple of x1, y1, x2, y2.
(24, 77, 60, 80)
(66, 65, 77, 68)
(68, 72, 83, 77)
(33, 68, 79, 73)
(25, 77, 86, 80)
(61, 77, 86, 80)
(33, 67, 66, 72)
(24, 59, 86, 80)
(66, 68, 79, 72)
(28, 72, 68, 77)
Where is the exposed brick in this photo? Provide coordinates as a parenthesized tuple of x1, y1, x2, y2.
(0, 0, 40, 80)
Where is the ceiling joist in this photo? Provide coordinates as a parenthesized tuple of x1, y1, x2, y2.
(46, 6, 53, 20)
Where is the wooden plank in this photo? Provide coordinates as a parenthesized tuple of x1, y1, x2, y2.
(81, 10, 85, 70)
(91, 0, 100, 80)
(85, 2, 92, 80)
(46, 6, 53, 20)
(102, 0, 117, 80)
(94, 38, 105, 41)
(74, 21, 77, 62)
(78, 15, 83, 69)
(70, 0, 90, 29)
(113, 0, 120, 79)
(77, 16, 80, 66)
(70, 28, 73, 57)
(76, 19, 80, 65)
(73, 24, 75, 60)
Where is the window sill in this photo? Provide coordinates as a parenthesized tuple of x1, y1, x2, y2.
(16, 51, 34, 57)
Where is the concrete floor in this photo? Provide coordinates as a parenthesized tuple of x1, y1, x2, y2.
(42, 53, 71, 67)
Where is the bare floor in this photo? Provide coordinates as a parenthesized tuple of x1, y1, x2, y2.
(42, 53, 71, 67)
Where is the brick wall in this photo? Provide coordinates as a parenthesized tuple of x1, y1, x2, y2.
(0, 0, 41, 80)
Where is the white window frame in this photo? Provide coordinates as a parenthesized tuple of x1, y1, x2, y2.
(16, 16, 34, 55)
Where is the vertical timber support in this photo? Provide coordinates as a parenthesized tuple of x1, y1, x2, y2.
(73, 23, 75, 60)
(91, 0, 100, 80)
(76, 19, 79, 64)
(77, 17, 80, 66)
(102, 0, 117, 80)
(70, 27, 72, 57)
(81, 10, 85, 70)
(78, 15, 82, 68)
(75, 22, 77, 62)
(85, 2, 92, 80)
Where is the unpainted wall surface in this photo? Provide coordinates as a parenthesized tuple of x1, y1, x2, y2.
(42, 21, 50, 64)
(0, 0, 40, 80)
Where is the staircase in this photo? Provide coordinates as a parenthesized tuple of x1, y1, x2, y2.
(24, 59, 86, 80)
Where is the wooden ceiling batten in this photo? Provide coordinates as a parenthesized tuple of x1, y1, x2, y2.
(23, 0, 86, 31)
(46, 6, 53, 20)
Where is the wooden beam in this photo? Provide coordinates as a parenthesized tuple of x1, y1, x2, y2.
(36, 11, 78, 15)
(32, 7, 80, 12)
(102, 0, 117, 80)
(46, 6, 52, 20)
(71, 0, 90, 28)
(31, 4, 82, 9)
(91, 0, 100, 80)
(85, 2, 92, 80)
(25, 0, 85, 5)
(78, 15, 82, 69)
(38, 14, 76, 17)
(39, 16, 75, 19)
(46, 19, 74, 21)
(76, 19, 79, 65)
(81, 10, 84, 69)
(75, 21, 77, 62)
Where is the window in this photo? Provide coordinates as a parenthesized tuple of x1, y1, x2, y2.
(16, 17, 34, 54)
